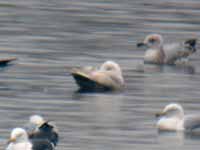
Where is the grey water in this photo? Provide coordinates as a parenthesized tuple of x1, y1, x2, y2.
(0, 0, 200, 149)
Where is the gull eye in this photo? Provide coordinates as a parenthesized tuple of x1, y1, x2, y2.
(149, 38, 155, 43)
(106, 66, 113, 71)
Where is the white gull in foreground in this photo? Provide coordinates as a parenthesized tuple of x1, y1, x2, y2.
(137, 34, 197, 65)
(156, 103, 200, 132)
(6, 128, 54, 150)
(70, 60, 124, 91)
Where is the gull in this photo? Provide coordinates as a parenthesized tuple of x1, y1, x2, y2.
(156, 103, 200, 132)
(70, 60, 124, 91)
(27, 115, 59, 147)
(6, 128, 54, 150)
(137, 34, 197, 65)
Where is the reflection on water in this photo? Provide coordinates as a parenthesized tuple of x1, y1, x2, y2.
(157, 131, 200, 148)
(135, 62, 196, 74)
(0, 0, 200, 150)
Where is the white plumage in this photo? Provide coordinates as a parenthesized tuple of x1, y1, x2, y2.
(156, 103, 200, 132)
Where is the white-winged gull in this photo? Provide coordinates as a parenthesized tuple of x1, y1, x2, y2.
(137, 34, 197, 65)
(6, 128, 54, 150)
(70, 60, 124, 91)
(156, 103, 200, 132)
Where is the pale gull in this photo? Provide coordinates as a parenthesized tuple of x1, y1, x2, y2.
(137, 34, 197, 65)
(156, 103, 200, 132)
(70, 60, 124, 91)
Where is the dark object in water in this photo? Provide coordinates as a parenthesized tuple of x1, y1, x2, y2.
(0, 57, 17, 66)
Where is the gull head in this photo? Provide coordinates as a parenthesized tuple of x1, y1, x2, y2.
(100, 60, 124, 86)
(100, 61, 122, 74)
(137, 34, 164, 49)
(156, 103, 184, 119)
(29, 115, 46, 127)
(8, 128, 28, 144)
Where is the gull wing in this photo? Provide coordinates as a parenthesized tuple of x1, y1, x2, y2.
(71, 68, 112, 91)
(184, 115, 200, 131)
(164, 39, 197, 64)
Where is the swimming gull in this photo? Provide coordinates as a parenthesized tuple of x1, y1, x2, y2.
(156, 103, 200, 132)
(137, 34, 197, 65)
(70, 60, 124, 91)
(6, 128, 54, 150)
(28, 115, 59, 147)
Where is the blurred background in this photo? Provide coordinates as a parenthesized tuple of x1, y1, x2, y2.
(0, 0, 200, 149)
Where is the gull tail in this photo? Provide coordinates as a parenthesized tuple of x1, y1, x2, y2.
(184, 38, 197, 53)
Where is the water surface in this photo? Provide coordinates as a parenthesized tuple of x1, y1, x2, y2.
(0, 0, 200, 150)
